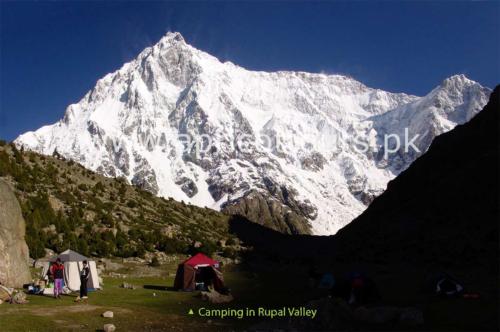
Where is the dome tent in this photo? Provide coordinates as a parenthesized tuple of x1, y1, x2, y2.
(52, 249, 88, 263)
(41, 249, 100, 294)
(173, 253, 225, 292)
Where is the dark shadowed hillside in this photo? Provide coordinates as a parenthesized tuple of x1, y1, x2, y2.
(334, 86, 499, 270)
(327, 86, 499, 330)
(228, 87, 499, 331)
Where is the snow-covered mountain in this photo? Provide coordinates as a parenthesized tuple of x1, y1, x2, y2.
(15, 32, 491, 235)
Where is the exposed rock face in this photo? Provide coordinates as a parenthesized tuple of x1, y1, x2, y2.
(175, 177, 198, 197)
(0, 179, 31, 287)
(222, 190, 312, 234)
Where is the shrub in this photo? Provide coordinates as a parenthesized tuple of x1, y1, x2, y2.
(150, 256, 160, 267)
(225, 237, 236, 246)
(77, 183, 88, 191)
(222, 247, 238, 259)
(94, 181, 105, 192)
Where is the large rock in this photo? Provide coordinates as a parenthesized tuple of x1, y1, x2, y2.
(0, 179, 31, 287)
(102, 311, 114, 318)
(201, 290, 234, 304)
(0, 285, 12, 301)
(222, 190, 312, 235)
(103, 324, 116, 332)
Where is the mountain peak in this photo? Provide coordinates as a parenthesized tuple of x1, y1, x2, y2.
(440, 74, 478, 90)
(14, 38, 491, 235)
(159, 31, 186, 45)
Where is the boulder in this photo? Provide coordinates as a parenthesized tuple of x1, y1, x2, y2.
(201, 291, 234, 304)
(11, 291, 28, 304)
(102, 311, 114, 318)
(103, 324, 116, 332)
(120, 282, 135, 289)
(44, 248, 55, 257)
(122, 257, 145, 264)
(352, 306, 424, 326)
(0, 285, 12, 301)
(222, 190, 312, 235)
(399, 307, 424, 326)
(34, 260, 46, 269)
(0, 180, 31, 288)
(353, 306, 401, 324)
(101, 259, 123, 271)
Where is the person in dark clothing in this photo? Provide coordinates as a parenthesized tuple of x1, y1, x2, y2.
(76, 260, 90, 302)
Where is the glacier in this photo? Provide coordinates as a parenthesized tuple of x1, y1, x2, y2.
(15, 32, 491, 235)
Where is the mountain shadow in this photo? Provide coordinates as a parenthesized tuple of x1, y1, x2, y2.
(334, 85, 499, 270)
(229, 86, 499, 331)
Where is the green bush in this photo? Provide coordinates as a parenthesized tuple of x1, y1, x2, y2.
(77, 183, 88, 191)
(225, 237, 236, 246)
(150, 256, 160, 267)
(126, 200, 137, 208)
(222, 247, 238, 259)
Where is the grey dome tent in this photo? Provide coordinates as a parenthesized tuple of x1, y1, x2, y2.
(40, 249, 100, 294)
(53, 249, 88, 263)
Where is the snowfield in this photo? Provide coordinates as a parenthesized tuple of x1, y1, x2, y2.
(15, 32, 491, 234)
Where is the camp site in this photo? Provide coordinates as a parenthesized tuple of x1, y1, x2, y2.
(1, 234, 498, 332)
(1, 2, 499, 331)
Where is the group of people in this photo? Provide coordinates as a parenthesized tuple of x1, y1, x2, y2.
(49, 258, 90, 301)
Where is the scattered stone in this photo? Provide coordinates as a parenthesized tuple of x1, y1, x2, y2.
(44, 248, 55, 258)
(109, 272, 127, 278)
(352, 306, 424, 326)
(120, 282, 136, 290)
(41, 224, 57, 234)
(122, 257, 146, 264)
(353, 306, 401, 324)
(101, 259, 123, 272)
(143, 251, 170, 265)
(103, 323, 116, 332)
(11, 291, 28, 304)
(102, 311, 114, 318)
(399, 307, 424, 326)
(201, 291, 233, 304)
(34, 260, 46, 269)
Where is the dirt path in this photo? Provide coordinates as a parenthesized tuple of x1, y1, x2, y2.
(0, 304, 131, 316)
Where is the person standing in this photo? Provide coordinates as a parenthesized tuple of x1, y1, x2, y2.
(76, 260, 90, 302)
(50, 258, 64, 299)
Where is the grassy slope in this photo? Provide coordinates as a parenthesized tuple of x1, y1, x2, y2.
(0, 142, 239, 259)
(0, 261, 320, 332)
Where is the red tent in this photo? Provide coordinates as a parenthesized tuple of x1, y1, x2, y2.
(183, 253, 219, 268)
(173, 253, 225, 291)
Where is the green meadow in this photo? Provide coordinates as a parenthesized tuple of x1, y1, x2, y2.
(0, 263, 321, 332)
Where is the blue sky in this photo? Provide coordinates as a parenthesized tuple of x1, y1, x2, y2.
(1, 1, 499, 141)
